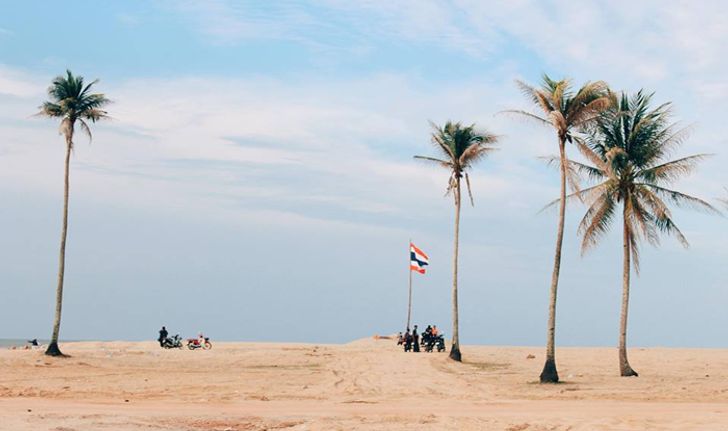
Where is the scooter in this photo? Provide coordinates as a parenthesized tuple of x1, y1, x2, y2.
(187, 335, 212, 350)
(161, 334, 183, 349)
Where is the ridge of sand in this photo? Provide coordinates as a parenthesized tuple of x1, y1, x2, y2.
(2, 339, 728, 430)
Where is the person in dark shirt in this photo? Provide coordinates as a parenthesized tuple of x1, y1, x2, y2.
(412, 325, 420, 352)
(158, 326, 168, 347)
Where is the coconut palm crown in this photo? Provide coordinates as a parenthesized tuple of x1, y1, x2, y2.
(38, 70, 109, 141)
(414, 121, 498, 361)
(570, 90, 716, 375)
(37, 70, 109, 357)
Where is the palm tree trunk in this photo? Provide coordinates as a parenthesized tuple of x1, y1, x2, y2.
(449, 175, 462, 362)
(540, 138, 566, 383)
(619, 203, 638, 376)
(46, 132, 72, 357)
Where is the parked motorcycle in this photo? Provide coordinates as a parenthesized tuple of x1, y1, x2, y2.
(187, 335, 212, 350)
(421, 333, 446, 353)
(161, 334, 183, 349)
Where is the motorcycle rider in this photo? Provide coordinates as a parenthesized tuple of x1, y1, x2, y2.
(158, 326, 168, 347)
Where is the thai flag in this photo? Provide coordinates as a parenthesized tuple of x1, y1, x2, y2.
(410, 243, 429, 274)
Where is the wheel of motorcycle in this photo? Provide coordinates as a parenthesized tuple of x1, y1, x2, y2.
(187, 343, 195, 350)
(203, 341, 212, 350)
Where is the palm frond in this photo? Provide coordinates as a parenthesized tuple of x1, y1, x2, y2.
(638, 154, 712, 184)
(413, 155, 451, 169)
(77, 119, 93, 142)
(465, 173, 474, 206)
(459, 140, 498, 167)
(498, 109, 551, 127)
(568, 94, 612, 128)
(629, 231, 641, 273)
(539, 182, 608, 214)
(574, 137, 609, 173)
(515, 80, 553, 114)
(625, 194, 659, 247)
(640, 184, 719, 214)
(578, 190, 617, 253)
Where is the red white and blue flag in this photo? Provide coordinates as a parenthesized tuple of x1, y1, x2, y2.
(410, 243, 429, 274)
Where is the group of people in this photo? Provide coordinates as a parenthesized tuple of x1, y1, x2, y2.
(397, 324, 440, 352)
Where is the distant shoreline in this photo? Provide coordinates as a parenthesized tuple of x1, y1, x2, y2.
(3, 339, 728, 350)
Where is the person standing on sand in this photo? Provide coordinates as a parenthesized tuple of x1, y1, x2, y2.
(158, 326, 168, 347)
(412, 325, 420, 352)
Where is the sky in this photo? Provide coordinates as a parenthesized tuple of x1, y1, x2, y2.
(1, 0, 728, 347)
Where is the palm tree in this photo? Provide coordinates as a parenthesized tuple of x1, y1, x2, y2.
(37, 70, 110, 356)
(414, 121, 498, 361)
(569, 90, 716, 376)
(506, 75, 610, 382)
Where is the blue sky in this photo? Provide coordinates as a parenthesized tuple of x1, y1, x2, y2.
(1, 1, 728, 347)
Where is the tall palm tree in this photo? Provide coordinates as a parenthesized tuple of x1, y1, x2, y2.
(37, 70, 110, 356)
(569, 90, 716, 376)
(507, 75, 610, 382)
(414, 121, 498, 361)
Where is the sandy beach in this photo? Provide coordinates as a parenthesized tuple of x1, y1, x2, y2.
(1, 338, 728, 430)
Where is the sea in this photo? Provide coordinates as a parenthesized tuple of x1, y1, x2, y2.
(0, 339, 50, 348)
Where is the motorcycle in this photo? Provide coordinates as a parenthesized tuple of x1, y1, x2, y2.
(161, 334, 183, 349)
(187, 335, 212, 350)
(421, 333, 446, 353)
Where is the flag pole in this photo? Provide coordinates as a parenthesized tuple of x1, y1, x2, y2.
(407, 239, 412, 330)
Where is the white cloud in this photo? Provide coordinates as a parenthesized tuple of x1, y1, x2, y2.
(3, 1, 727, 233)
(169, 0, 728, 92)
(0, 64, 44, 98)
(0, 65, 552, 237)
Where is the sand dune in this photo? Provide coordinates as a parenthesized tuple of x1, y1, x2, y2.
(1, 338, 728, 430)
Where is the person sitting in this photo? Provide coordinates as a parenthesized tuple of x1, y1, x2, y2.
(432, 325, 439, 337)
